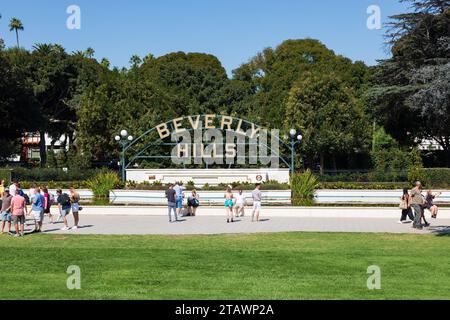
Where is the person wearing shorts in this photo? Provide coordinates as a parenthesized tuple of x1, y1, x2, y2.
(251, 184, 262, 222)
(1, 188, 13, 234)
(70, 188, 81, 230)
(29, 187, 45, 233)
(10, 189, 27, 237)
(173, 182, 184, 217)
(56, 189, 71, 231)
(234, 189, 245, 218)
(224, 186, 234, 223)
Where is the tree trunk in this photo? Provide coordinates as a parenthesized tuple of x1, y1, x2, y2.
(16, 30, 19, 48)
(39, 130, 47, 168)
(332, 154, 337, 172)
(319, 153, 324, 175)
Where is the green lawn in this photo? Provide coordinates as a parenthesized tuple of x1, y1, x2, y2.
(0, 232, 448, 300)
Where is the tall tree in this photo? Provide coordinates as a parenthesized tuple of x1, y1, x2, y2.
(285, 72, 370, 172)
(9, 18, 24, 48)
(369, 0, 449, 149)
(407, 63, 450, 163)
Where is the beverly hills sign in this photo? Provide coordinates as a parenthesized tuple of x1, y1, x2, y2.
(155, 114, 280, 168)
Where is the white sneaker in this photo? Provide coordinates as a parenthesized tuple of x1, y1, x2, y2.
(61, 226, 69, 231)
(397, 221, 404, 224)
(71, 226, 78, 230)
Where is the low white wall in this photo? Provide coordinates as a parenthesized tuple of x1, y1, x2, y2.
(110, 190, 291, 205)
(315, 190, 450, 204)
(109, 189, 450, 205)
(125, 168, 290, 186)
(47, 189, 94, 201)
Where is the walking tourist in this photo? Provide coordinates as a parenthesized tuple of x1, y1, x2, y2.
(10, 189, 27, 237)
(187, 189, 200, 216)
(251, 184, 262, 222)
(70, 188, 81, 230)
(42, 187, 54, 223)
(1, 188, 13, 234)
(398, 188, 414, 224)
(173, 182, 184, 218)
(56, 189, 71, 231)
(234, 189, 246, 218)
(29, 187, 45, 233)
(425, 189, 441, 219)
(410, 181, 425, 230)
(165, 184, 178, 222)
(224, 186, 234, 223)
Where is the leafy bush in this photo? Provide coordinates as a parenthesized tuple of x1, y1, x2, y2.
(87, 171, 122, 199)
(291, 170, 319, 206)
(318, 182, 411, 190)
(422, 168, 450, 188)
(0, 169, 12, 184)
(19, 181, 90, 189)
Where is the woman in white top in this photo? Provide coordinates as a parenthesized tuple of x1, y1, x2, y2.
(234, 189, 245, 218)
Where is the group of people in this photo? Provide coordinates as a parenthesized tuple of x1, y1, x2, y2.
(224, 184, 262, 223)
(0, 179, 81, 236)
(399, 181, 442, 230)
(165, 181, 263, 223)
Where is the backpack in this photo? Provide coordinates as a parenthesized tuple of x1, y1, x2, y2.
(59, 193, 71, 206)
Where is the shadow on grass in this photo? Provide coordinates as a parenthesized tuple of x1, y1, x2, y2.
(429, 226, 450, 237)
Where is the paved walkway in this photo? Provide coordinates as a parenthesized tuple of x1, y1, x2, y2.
(37, 212, 450, 236)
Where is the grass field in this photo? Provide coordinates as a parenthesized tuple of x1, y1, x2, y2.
(0, 232, 449, 300)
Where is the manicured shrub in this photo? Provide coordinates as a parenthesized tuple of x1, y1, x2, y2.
(87, 171, 122, 199)
(291, 170, 319, 206)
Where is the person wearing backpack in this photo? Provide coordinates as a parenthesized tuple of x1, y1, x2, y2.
(56, 189, 71, 231)
(398, 188, 414, 224)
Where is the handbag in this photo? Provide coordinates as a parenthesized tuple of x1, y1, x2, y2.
(399, 199, 408, 210)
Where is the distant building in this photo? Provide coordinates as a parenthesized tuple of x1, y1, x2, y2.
(417, 138, 444, 151)
(20, 132, 69, 162)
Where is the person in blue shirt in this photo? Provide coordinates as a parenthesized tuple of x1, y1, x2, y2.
(173, 182, 184, 217)
(28, 187, 45, 233)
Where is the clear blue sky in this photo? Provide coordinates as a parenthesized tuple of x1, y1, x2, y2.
(0, 0, 410, 75)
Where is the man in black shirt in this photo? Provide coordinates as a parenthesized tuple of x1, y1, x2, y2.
(165, 184, 177, 222)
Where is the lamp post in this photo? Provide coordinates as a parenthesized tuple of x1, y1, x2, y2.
(115, 130, 133, 181)
(288, 129, 303, 175)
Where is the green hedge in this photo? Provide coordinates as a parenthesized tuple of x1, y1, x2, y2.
(10, 167, 101, 182)
(18, 181, 90, 189)
(317, 168, 450, 188)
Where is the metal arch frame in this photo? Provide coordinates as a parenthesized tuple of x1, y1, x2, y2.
(117, 115, 299, 180)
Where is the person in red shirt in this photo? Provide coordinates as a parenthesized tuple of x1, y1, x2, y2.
(10, 189, 27, 237)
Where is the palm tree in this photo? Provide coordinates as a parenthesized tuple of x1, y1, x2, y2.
(9, 17, 24, 47)
(84, 47, 95, 58)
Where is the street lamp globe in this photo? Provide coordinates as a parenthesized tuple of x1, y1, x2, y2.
(128, 136, 133, 141)
(297, 135, 303, 141)
(289, 129, 297, 138)
(114, 135, 120, 141)
(120, 130, 128, 138)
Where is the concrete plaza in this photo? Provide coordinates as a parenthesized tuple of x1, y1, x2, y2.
(33, 206, 450, 236)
